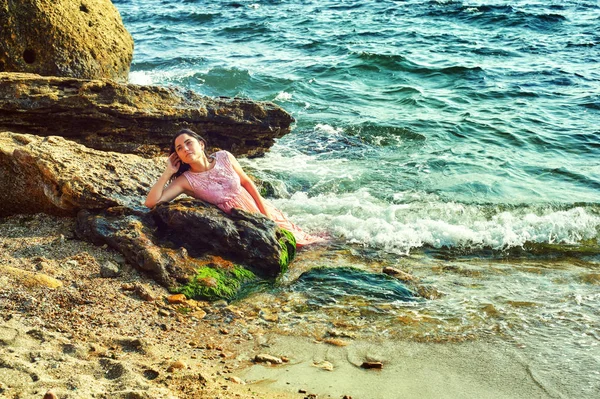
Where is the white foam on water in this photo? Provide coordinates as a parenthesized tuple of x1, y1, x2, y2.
(274, 91, 293, 101)
(129, 71, 155, 85)
(314, 123, 345, 135)
(272, 190, 600, 254)
(129, 68, 207, 87)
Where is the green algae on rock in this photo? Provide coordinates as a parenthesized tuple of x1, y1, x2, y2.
(278, 229, 297, 274)
(175, 265, 256, 301)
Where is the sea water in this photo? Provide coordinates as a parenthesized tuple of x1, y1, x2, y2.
(113, 0, 599, 396)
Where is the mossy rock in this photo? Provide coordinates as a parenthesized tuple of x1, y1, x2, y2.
(175, 265, 256, 301)
(278, 228, 296, 273)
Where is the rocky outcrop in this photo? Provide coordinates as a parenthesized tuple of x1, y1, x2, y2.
(75, 202, 295, 298)
(0, 73, 294, 157)
(0, 131, 296, 299)
(0, 131, 163, 217)
(0, 0, 133, 81)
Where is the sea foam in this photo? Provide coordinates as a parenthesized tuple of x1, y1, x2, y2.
(273, 190, 600, 254)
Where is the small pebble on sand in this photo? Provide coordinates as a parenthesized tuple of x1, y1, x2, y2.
(43, 391, 58, 399)
(167, 359, 187, 372)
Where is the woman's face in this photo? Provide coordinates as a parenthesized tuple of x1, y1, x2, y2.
(174, 134, 204, 163)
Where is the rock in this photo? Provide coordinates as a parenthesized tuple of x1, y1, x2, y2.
(100, 260, 121, 278)
(326, 330, 356, 339)
(121, 283, 136, 291)
(228, 376, 245, 384)
(43, 391, 58, 399)
(190, 309, 207, 320)
(312, 360, 334, 371)
(134, 284, 155, 302)
(1, 265, 62, 289)
(382, 266, 415, 282)
(0, 132, 163, 216)
(259, 308, 279, 322)
(254, 354, 283, 364)
(70, 198, 295, 301)
(322, 338, 348, 347)
(74, 204, 285, 300)
(212, 300, 229, 308)
(415, 285, 444, 299)
(151, 199, 296, 277)
(360, 361, 383, 369)
(0, 0, 133, 81)
(167, 359, 187, 372)
(0, 73, 294, 157)
(167, 294, 187, 304)
(76, 207, 188, 287)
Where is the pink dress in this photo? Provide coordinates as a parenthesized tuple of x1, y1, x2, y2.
(183, 151, 322, 247)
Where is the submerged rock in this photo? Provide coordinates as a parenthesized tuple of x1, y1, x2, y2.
(293, 267, 415, 303)
(382, 266, 415, 282)
(0, 0, 133, 81)
(0, 72, 294, 157)
(0, 132, 162, 216)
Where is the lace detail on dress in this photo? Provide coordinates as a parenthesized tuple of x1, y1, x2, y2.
(183, 151, 241, 205)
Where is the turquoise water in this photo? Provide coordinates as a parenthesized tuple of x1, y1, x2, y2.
(113, 1, 599, 396)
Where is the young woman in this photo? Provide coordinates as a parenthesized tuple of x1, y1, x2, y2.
(145, 129, 322, 247)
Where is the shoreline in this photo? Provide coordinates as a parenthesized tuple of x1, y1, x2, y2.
(0, 213, 573, 399)
(239, 334, 555, 399)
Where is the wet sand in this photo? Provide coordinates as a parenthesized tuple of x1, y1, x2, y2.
(240, 335, 555, 399)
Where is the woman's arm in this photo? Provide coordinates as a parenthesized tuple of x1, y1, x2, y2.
(145, 153, 187, 208)
(227, 152, 271, 219)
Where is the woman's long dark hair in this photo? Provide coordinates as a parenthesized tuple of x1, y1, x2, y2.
(169, 128, 211, 179)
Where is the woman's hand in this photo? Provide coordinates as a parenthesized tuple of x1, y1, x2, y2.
(166, 153, 181, 175)
(145, 153, 186, 208)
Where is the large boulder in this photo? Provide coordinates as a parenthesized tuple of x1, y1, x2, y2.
(0, 73, 295, 157)
(75, 202, 296, 299)
(0, 131, 163, 216)
(0, 0, 133, 81)
(151, 199, 296, 277)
